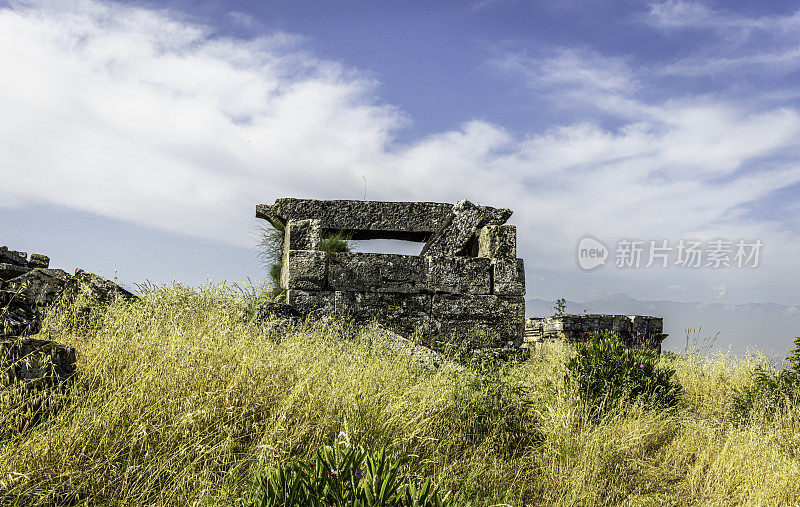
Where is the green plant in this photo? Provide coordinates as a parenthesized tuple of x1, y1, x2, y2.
(731, 337, 800, 424)
(242, 442, 458, 507)
(552, 298, 567, 317)
(256, 222, 286, 300)
(256, 224, 352, 301)
(564, 330, 683, 417)
(318, 230, 353, 254)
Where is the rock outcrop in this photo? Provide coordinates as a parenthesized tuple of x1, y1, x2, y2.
(1, 245, 136, 389)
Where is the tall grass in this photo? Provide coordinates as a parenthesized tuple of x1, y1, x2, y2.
(1, 284, 798, 505)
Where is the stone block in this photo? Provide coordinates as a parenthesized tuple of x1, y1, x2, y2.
(284, 219, 321, 252)
(28, 254, 49, 269)
(492, 258, 525, 296)
(425, 256, 491, 294)
(0, 247, 27, 266)
(281, 250, 327, 290)
(328, 253, 424, 293)
(478, 225, 516, 259)
(4, 269, 71, 306)
(335, 291, 433, 336)
(257, 199, 456, 241)
(0, 263, 29, 281)
(431, 294, 525, 346)
(286, 289, 334, 319)
(421, 200, 513, 257)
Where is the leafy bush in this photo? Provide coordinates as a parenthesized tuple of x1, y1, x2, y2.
(564, 330, 683, 416)
(241, 442, 459, 507)
(731, 337, 800, 424)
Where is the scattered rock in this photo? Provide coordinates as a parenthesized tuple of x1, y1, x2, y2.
(254, 301, 302, 321)
(1, 337, 76, 389)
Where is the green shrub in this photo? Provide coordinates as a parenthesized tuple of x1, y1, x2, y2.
(731, 337, 800, 424)
(564, 330, 683, 416)
(241, 442, 460, 507)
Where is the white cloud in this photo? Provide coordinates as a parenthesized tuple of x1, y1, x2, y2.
(668, 284, 685, 291)
(645, 1, 800, 76)
(1, 0, 800, 304)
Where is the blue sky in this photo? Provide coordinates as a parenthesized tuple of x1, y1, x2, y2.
(2, 0, 800, 315)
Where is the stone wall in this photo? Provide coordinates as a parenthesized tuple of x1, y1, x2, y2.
(524, 314, 667, 353)
(256, 198, 526, 347)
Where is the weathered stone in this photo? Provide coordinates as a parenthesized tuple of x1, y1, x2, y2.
(284, 219, 321, 252)
(0, 247, 27, 267)
(69, 269, 136, 305)
(281, 250, 327, 290)
(421, 200, 513, 257)
(523, 314, 667, 353)
(370, 323, 464, 372)
(1, 337, 76, 389)
(335, 291, 433, 336)
(286, 289, 334, 319)
(478, 225, 516, 259)
(492, 259, 525, 296)
(4, 268, 72, 306)
(28, 253, 50, 269)
(431, 294, 525, 347)
(257, 199, 455, 241)
(425, 257, 492, 294)
(0, 263, 29, 281)
(0, 290, 40, 339)
(328, 253, 425, 293)
(255, 301, 302, 321)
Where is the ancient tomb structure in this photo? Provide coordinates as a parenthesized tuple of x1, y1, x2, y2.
(256, 198, 526, 347)
(524, 315, 667, 353)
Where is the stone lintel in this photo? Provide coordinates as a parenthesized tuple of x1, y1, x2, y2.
(257, 199, 455, 241)
(328, 253, 425, 293)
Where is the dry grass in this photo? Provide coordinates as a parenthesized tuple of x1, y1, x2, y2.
(1, 283, 798, 506)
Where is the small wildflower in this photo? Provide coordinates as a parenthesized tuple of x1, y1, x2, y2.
(354, 468, 363, 479)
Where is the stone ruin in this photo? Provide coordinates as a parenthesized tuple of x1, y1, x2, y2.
(525, 314, 667, 353)
(256, 198, 526, 348)
(1, 245, 136, 389)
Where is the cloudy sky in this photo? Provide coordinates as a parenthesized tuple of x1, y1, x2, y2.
(2, 0, 799, 312)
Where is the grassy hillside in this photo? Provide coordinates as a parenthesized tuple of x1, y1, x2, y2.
(1, 284, 798, 505)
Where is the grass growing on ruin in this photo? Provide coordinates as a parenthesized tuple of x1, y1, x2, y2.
(1, 284, 799, 505)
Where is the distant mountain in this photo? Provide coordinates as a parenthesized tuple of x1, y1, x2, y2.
(526, 293, 800, 366)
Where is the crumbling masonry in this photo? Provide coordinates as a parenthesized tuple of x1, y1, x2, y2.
(256, 198, 526, 347)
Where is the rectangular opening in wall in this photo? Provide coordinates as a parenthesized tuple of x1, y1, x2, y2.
(346, 239, 423, 256)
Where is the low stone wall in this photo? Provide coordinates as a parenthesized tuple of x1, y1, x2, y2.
(524, 314, 667, 353)
(257, 198, 526, 347)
